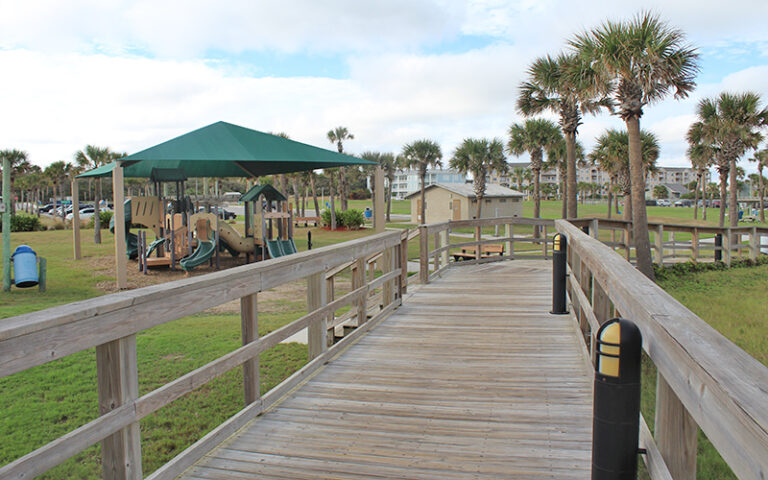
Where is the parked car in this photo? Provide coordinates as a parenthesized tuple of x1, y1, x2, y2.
(657, 199, 671, 207)
(66, 207, 97, 221)
(674, 199, 693, 207)
(712, 200, 721, 208)
(645, 199, 657, 206)
(219, 209, 236, 220)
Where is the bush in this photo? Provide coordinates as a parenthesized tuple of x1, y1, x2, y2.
(321, 208, 365, 228)
(87, 210, 114, 228)
(653, 255, 768, 283)
(3, 214, 43, 232)
(340, 209, 365, 228)
(349, 189, 371, 200)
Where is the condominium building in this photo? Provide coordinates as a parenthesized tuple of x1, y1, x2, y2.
(390, 169, 467, 200)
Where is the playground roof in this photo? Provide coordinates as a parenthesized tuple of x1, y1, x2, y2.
(241, 184, 287, 203)
(77, 121, 375, 179)
(149, 168, 187, 183)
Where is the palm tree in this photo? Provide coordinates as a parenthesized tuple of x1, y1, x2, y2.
(571, 12, 699, 279)
(327, 126, 355, 211)
(450, 138, 507, 219)
(43, 161, 72, 221)
(511, 166, 531, 193)
(517, 52, 609, 219)
(590, 129, 660, 222)
(380, 153, 398, 222)
(508, 118, 562, 233)
(545, 136, 584, 218)
(75, 145, 112, 243)
(401, 140, 443, 223)
(0, 149, 31, 214)
(687, 92, 767, 228)
(751, 148, 767, 222)
(688, 138, 716, 221)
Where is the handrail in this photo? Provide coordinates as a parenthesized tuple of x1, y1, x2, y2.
(0, 229, 408, 480)
(557, 219, 768, 479)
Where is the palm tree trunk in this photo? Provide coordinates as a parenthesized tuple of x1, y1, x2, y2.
(419, 173, 426, 224)
(565, 131, 578, 218)
(560, 177, 567, 219)
(475, 194, 483, 219)
(728, 158, 739, 228)
(626, 117, 654, 279)
(533, 168, 541, 238)
(94, 178, 102, 243)
(758, 166, 765, 223)
(702, 176, 708, 221)
(607, 181, 613, 219)
(718, 171, 728, 228)
(339, 168, 348, 211)
(693, 173, 700, 220)
(329, 176, 337, 230)
(309, 174, 320, 219)
(386, 182, 393, 222)
(623, 191, 632, 221)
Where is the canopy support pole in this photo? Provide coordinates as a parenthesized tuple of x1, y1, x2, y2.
(72, 179, 81, 260)
(374, 166, 385, 233)
(113, 162, 128, 289)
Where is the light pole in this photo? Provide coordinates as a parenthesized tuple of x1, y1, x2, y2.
(3, 156, 12, 291)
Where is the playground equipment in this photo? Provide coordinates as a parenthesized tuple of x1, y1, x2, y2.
(241, 184, 297, 260)
(180, 217, 215, 271)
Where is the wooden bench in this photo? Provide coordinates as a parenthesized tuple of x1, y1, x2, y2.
(453, 244, 504, 261)
(294, 216, 321, 227)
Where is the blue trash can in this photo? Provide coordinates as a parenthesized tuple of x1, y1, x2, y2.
(364, 207, 372, 219)
(12, 245, 39, 288)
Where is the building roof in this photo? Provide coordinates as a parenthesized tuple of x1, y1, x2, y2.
(404, 183, 523, 199)
(659, 183, 690, 195)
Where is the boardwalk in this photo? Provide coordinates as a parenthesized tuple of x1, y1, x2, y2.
(181, 260, 594, 479)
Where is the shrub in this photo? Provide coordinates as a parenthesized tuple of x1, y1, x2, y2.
(87, 210, 114, 228)
(4, 214, 43, 232)
(321, 209, 343, 227)
(349, 189, 371, 200)
(340, 209, 365, 228)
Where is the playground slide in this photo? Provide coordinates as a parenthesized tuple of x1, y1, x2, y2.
(190, 213, 255, 254)
(145, 238, 166, 258)
(179, 241, 215, 271)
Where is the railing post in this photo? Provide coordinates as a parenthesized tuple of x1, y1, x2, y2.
(714, 233, 722, 262)
(433, 232, 440, 271)
(383, 246, 394, 306)
(419, 225, 429, 284)
(670, 231, 676, 259)
(400, 231, 408, 295)
(590, 218, 599, 239)
(655, 224, 664, 266)
(353, 258, 367, 324)
(655, 373, 697, 480)
(750, 227, 758, 261)
(624, 224, 631, 261)
(542, 224, 548, 258)
(307, 271, 327, 360)
(723, 229, 732, 267)
(505, 223, 514, 259)
(240, 293, 260, 406)
(97, 336, 142, 480)
(691, 228, 699, 262)
(440, 229, 449, 267)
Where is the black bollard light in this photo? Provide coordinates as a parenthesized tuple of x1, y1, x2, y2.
(592, 318, 642, 480)
(307, 231, 313, 251)
(715, 233, 722, 262)
(550, 233, 568, 315)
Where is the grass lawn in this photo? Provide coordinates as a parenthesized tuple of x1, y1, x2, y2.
(637, 263, 768, 479)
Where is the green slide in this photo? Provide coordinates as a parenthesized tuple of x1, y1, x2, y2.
(179, 241, 215, 271)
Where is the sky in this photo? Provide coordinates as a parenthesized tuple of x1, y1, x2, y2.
(1, 0, 767, 176)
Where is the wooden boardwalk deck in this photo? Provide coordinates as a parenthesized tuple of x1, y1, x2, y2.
(181, 260, 594, 479)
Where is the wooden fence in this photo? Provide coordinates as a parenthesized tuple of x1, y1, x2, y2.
(557, 219, 768, 479)
(0, 230, 408, 480)
(569, 217, 768, 266)
(418, 216, 555, 283)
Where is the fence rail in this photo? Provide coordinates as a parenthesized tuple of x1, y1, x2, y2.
(0, 229, 410, 480)
(557, 219, 768, 480)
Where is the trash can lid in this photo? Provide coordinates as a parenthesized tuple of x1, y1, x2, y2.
(12, 245, 36, 257)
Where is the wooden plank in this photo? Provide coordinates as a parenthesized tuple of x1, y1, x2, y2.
(419, 225, 429, 284)
(639, 413, 674, 480)
(241, 293, 259, 406)
(176, 261, 592, 480)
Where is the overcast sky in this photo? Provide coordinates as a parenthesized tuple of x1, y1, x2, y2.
(1, 0, 767, 175)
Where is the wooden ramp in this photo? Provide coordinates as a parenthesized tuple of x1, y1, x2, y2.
(181, 260, 594, 479)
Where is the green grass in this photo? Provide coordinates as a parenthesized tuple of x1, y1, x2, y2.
(0, 311, 308, 479)
(347, 198, 410, 215)
(637, 263, 768, 479)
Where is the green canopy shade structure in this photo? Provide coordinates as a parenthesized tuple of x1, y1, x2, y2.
(77, 121, 375, 178)
(241, 184, 286, 203)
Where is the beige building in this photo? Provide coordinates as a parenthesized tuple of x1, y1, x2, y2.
(405, 184, 524, 224)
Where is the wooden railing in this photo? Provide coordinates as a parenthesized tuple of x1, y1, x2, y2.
(569, 217, 768, 266)
(418, 216, 555, 283)
(0, 230, 409, 480)
(557, 219, 768, 479)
